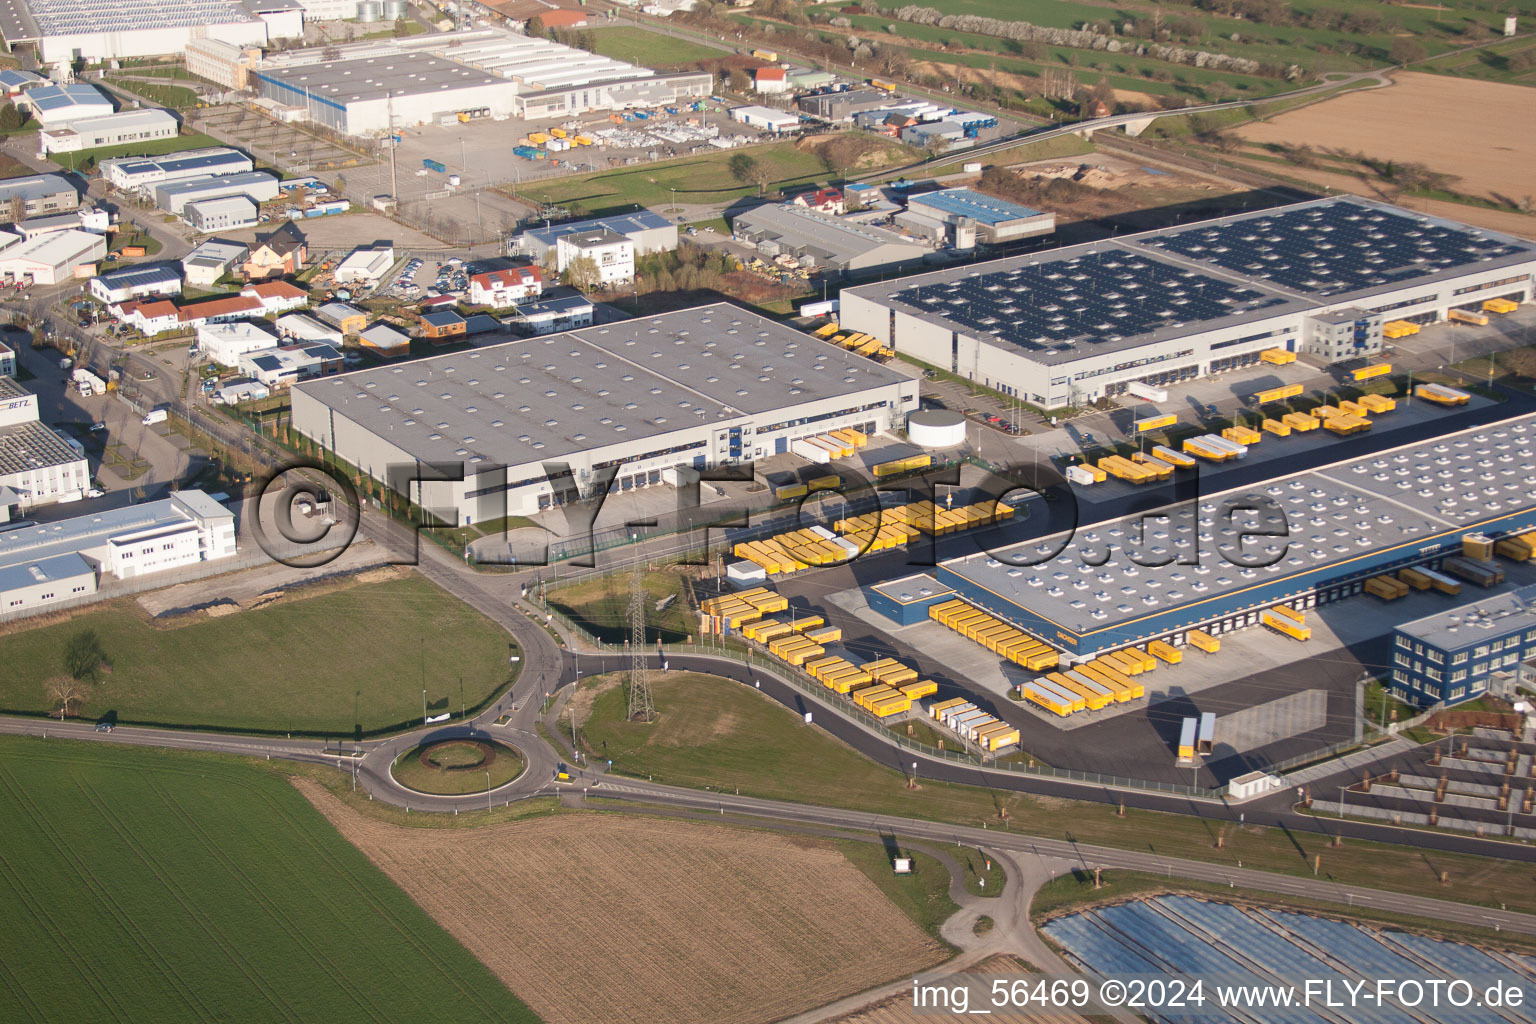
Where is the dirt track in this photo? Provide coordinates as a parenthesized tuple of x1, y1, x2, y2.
(1237, 72, 1536, 204)
(300, 782, 946, 1024)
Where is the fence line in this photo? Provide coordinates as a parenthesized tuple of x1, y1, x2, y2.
(533, 596, 1229, 799)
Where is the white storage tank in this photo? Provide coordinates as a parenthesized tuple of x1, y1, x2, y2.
(357, 1, 382, 21)
(907, 409, 966, 448)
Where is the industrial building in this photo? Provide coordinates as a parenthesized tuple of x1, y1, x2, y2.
(0, 378, 90, 508)
(184, 194, 259, 232)
(250, 30, 712, 134)
(291, 303, 920, 525)
(197, 319, 279, 366)
(841, 197, 1536, 408)
(18, 83, 113, 126)
(13, 207, 110, 240)
(359, 322, 410, 359)
(333, 245, 394, 284)
(902, 188, 1056, 246)
(0, 340, 14, 378)
(180, 239, 249, 287)
(1393, 583, 1536, 707)
(275, 313, 343, 346)
(927, 414, 1536, 665)
(155, 171, 278, 216)
(729, 105, 800, 133)
(103, 148, 253, 194)
(797, 89, 890, 121)
(0, 490, 235, 618)
(731, 203, 931, 275)
(239, 342, 342, 388)
(510, 209, 677, 263)
(0, 0, 293, 64)
(183, 37, 262, 90)
(38, 108, 179, 154)
(0, 174, 78, 217)
(0, 229, 106, 284)
(89, 264, 183, 304)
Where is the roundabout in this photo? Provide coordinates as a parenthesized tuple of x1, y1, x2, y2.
(390, 737, 526, 795)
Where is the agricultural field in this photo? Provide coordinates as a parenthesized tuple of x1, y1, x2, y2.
(0, 575, 513, 734)
(513, 135, 913, 215)
(589, 25, 725, 66)
(304, 785, 946, 1024)
(0, 737, 539, 1023)
(1234, 73, 1536, 206)
(574, 670, 1536, 913)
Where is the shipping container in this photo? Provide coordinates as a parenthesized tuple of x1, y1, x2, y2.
(1197, 712, 1215, 754)
(1365, 575, 1408, 600)
(1259, 348, 1296, 365)
(1483, 297, 1518, 314)
(422, 158, 446, 173)
(1177, 717, 1197, 762)
(1261, 612, 1312, 640)
(1441, 556, 1503, 588)
(1147, 639, 1182, 665)
(1186, 629, 1220, 654)
(1022, 685, 1073, 717)
(1448, 307, 1490, 326)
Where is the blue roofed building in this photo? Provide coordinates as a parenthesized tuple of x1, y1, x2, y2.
(903, 187, 1056, 245)
(18, 83, 113, 126)
(102, 148, 255, 194)
(510, 209, 678, 263)
(89, 264, 183, 304)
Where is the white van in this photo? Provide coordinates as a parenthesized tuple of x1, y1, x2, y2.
(142, 408, 168, 426)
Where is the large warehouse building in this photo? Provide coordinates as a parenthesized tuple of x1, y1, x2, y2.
(251, 29, 712, 134)
(0, 0, 296, 64)
(510, 209, 678, 263)
(0, 378, 90, 507)
(38, 108, 180, 154)
(841, 197, 1536, 408)
(930, 414, 1536, 667)
(291, 303, 919, 524)
(103, 148, 254, 194)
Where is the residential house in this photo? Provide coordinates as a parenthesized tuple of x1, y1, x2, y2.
(176, 293, 264, 329)
(469, 266, 543, 308)
(241, 280, 309, 314)
(242, 221, 307, 280)
(789, 187, 844, 216)
(418, 310, 466, 341)
(120, 299, 181, 335)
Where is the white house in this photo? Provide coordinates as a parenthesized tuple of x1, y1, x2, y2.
(469, 266, 544, 308)
(241, 280, 309, 314)
(555, 229, 634, 285)
(753, 67, 789, 94)
(181, 239, 249, 287)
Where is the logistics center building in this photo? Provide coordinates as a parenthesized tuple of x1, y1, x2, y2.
(291, 304, 919, 525)
(840, 197, 1536, 409)
(930, 414, 1536, 668)
(252, 30, 712, 134)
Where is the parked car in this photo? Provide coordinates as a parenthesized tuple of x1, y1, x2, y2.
(89, 421, 106, 432)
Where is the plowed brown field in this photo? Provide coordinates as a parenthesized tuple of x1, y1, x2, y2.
(300, 781, 946, 1024)
(1237, 73, 1536, 203)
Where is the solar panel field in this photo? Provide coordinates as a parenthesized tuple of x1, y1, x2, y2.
(0, 737, 540, 1023)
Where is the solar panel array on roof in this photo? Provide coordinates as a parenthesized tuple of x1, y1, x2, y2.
(1142, 200, 1529, 297)
(16, 0, 255, 34)
(890, 248, 1286, 354)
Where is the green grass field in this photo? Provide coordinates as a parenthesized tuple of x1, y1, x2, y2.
(834, 840, 960, 944)
(391, 739, 526, 795)
(0, 737, 541, 1022)
(548, 567, 696, 644)
(589, 26, 724, 66)
(103, 78, 201, 110)
(514, 142, 837, 215)
(0, 576, 514, 734)
(577, 671, 1536, 914)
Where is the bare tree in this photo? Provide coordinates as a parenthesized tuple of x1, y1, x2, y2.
(45, 676, 88, 721)
(561, 254, 601, 291)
